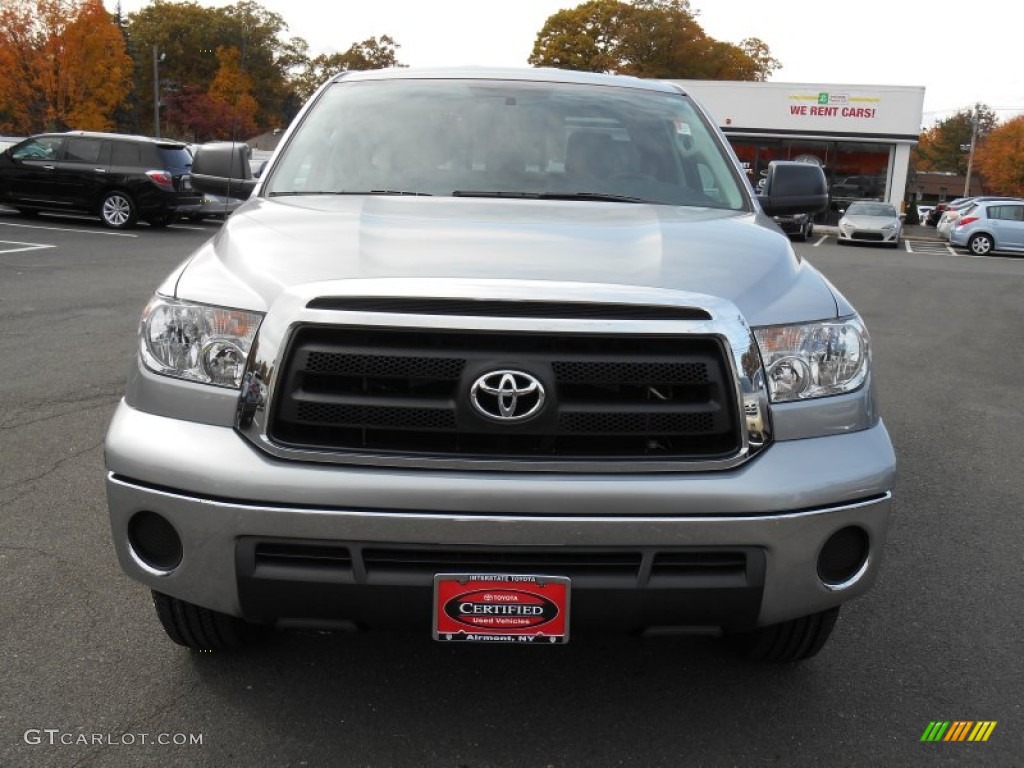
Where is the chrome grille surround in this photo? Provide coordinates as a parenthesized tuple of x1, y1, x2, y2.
(235, 278, 771, 473)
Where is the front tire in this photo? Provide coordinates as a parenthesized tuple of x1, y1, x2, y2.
(152, 591, 267, 651)
(968, 233, 994, 256)
(726, 607, 840, 662)
(100, 191, 138, 229)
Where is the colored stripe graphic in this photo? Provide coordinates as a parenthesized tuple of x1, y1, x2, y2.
(945, 721, 972, 741)
(969, 722, 997, 742)
(921, 721, 996, 742)
(921, 722, 949, 741)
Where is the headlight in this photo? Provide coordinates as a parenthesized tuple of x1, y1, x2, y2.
(882, 222, 897, 231)
(140, 296, 263, 388)
(753, 317, 870, 402)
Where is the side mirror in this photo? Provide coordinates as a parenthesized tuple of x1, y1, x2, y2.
(191, 142, 257, 200)
(757, 160, 828, 216)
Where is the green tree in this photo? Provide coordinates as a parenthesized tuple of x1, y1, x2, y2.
(528, 0, 778, 81)
(739, 38, 781, 81)
(126, 0, 303, 135)
(916, 105, 997, 175)
(289, 36, 405, 102)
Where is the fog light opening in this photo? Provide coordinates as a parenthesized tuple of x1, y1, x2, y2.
(127, 511, 183, 573)
(818, 526, 869, 589)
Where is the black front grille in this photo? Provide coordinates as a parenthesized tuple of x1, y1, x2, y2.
(239, 538, 761, 590)
(268, 325, 741, 460)
(852, 231, 884, 241)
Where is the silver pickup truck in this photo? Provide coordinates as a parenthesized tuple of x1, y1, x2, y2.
(104, 68, 895, 662)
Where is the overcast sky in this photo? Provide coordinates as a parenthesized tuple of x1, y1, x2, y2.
(105, 0, 1024, 127)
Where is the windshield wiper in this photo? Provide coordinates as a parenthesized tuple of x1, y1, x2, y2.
(269, 190, 432, 197)
(335, 190, 432, 196)
(452, 190, 650, 204)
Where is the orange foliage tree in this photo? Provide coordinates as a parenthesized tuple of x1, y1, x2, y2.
(974, 115, 1024, 197)
(0, 0, 132, 134)
(0, 1, 45, 132)
(205, 45, 259, 140)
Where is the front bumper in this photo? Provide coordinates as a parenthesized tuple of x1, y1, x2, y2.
(837, 227, 901, 245)
(105, 402, 895, 631)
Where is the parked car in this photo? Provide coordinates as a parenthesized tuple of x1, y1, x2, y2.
(837, 200, 902, 247)
(0, 131, 200, 228)
(949, 199, 1024, 255)
(187, 192, 244, 221)
(935, 198, 977, 239)
(916, 205, 934, 223)
(925, 203, 948, 226)
(105, 67, 893, 662)
(936, 196, 1022, 240)
(772, 212, 813, 241)
(250, 149, 274, 177)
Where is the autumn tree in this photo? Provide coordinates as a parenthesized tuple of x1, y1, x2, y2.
(974, 115, 1024, 196)
(0, 0, 132, 133)
(529, 0, 778, 81)
(206, 45, 258, 139)
(916, 105, 997, 174)
(0, 2, 45, 131)
(289, 36, 405, 102)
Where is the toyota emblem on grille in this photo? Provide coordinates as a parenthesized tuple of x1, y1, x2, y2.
(470, 370, 545, 422)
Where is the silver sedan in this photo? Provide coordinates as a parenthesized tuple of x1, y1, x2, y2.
(837, 201, 902, 248)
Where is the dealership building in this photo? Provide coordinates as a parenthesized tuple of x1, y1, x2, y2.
(676, 80, 925, 222)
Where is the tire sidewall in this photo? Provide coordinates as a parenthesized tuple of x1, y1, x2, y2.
(100, 191, 138, 230)
(969, 233, 993, 256)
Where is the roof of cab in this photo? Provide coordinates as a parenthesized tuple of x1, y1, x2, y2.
(328, 66, 687, 95)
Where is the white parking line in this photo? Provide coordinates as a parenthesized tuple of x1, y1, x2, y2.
(812, 234, 828, 246)
(0, 240, 55, 255)
(0, 221, 138, 237)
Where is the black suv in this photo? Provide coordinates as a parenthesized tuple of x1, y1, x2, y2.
(0, 131, 200, 229)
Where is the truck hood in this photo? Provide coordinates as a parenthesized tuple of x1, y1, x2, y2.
(173, 196, 839, 326)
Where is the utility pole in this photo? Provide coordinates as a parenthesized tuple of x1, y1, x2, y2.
(152, 45, 163, 138)
(963, 103, 979, 197)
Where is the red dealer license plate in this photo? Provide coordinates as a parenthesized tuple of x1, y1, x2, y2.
(433, 574, 570, 644)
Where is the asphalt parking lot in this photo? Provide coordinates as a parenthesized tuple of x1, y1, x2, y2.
(1, 206, 1021, 767)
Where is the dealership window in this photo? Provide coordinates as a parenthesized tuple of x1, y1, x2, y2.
(727, 137, 893, 222)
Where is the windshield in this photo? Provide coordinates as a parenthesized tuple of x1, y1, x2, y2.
(847, 202, 897, 217)
(265, 78, 746, 210)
